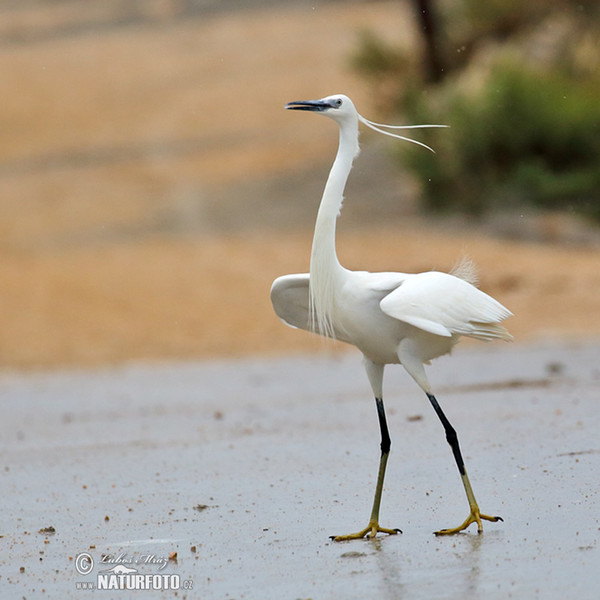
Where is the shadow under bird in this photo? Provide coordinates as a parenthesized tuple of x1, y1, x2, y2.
(270, 93, 512, 540)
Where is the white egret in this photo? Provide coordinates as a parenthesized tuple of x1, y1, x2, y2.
(270, 94, 512, 540)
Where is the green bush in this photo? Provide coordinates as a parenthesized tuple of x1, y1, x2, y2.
(351, 1, 600, 222)
(399, 58, 600, 220)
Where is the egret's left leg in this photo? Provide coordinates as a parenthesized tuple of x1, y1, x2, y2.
(330, 397, 402, 541)
(426, 392, 503, 535)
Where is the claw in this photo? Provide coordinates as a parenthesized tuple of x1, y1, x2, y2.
(331, 522, 402, 542)
(434, 510, 503, 536)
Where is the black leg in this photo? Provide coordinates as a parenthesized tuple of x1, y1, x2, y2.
(376, 397, 391, 456)
(426, 392, 503, 534)
(426, 393, 465, 475)
(330, 396, 401, 540)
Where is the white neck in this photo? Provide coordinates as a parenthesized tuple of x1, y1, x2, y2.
(309, 118, 359, 338)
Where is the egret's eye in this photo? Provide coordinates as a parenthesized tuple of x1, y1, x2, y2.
(332, 98, 342, 108)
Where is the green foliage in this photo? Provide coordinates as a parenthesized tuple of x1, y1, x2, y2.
(349, 30, 406, 81)
(351, 1, 600, 222)
(400, 59, 600, 220)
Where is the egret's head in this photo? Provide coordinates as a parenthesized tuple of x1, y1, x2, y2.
(285, 94, 357, 124)
(286, 93, 446, 153)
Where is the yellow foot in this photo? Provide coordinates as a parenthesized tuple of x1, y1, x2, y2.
(330, 522, 402, 542)
(434, 509, 503, 536)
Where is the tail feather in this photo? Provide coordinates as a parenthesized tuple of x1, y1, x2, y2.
(467, 321, 514, 342)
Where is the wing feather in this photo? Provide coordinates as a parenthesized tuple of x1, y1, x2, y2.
(270, 273, 351, 342)
(270, 274, 311, 331)
(380, 271, 512, 341)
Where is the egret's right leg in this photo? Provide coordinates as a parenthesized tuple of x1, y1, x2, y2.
(330, 397, 402, 541)
(396, 341, 502, 535)
(426, 392, 503, 535)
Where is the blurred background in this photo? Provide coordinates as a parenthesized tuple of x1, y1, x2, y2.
(0, 0, 599, 370)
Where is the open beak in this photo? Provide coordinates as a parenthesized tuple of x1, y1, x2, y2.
(285, 100, 332, 112)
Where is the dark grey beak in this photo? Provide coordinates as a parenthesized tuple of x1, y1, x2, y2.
(285, 100, 332, 112)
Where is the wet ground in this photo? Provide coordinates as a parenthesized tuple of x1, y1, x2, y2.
(2, 340, 600, 598)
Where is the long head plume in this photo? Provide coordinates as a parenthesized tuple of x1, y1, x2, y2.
(357, 114, 447, 153)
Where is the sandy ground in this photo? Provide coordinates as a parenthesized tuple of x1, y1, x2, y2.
(1, 225, 600, 371)
(0, 1, 599, 371)
(2, 341, 600, 598)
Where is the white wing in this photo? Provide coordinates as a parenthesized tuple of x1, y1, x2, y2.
(270, 274, 352, 342)
(379, 271, 513, 341)
(270, 274, 312, 331)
